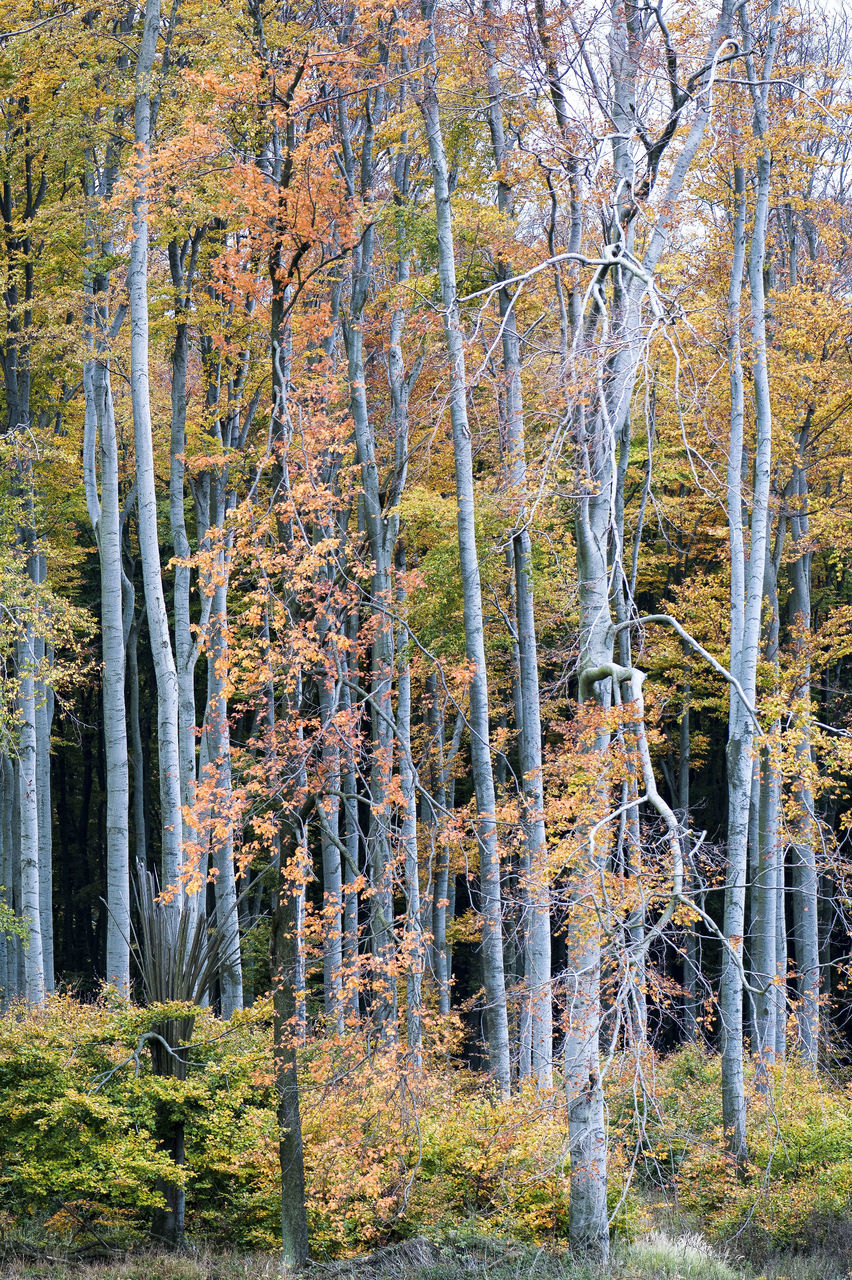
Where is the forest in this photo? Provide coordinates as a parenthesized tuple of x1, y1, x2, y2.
(1, 0, 852, 1276)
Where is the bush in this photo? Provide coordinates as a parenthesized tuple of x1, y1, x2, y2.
(0, 998, 580, 1257)
(5, 998, 849, 1260)
(614, 1045, 852, 1251)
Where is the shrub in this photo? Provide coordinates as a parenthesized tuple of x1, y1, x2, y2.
(614, 1045, 852, 1250)
(0, 998, 581, 1257)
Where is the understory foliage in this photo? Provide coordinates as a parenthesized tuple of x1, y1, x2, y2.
(1, 999, 850, 1259)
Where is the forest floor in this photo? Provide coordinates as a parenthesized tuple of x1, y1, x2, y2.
(2, 1232, 849, 1280)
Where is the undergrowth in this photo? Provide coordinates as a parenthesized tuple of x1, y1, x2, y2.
(2, 1233, 851, 1280)
(1, 998, 851, 1267)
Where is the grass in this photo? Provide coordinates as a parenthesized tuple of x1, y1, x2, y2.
(1, 1231, 850, 1280)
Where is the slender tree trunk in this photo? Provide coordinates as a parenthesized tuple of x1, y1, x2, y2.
(720, 156, 751, 1166)
(272, 812, 310, 1272)
(721, 1, 779, 1164)
(129, 0, 184, 903)
(427, 673, 452, 1017)
(318, 676, 344, 1034)
(343, 262, 398, 1032)
(754, 533, 784, 1073)
(170, 244, 201, 917)
(11, 759, 24, 995)
(569, 490, 615, 1261)
(17, 626, 44, 1003)
(340, 646, 361, 1022)
(419, 32, 511, 1097)
(789, 431, 819, 1065)
(774, 847, 787, 1061)
(680, 691, 702, 1040)
(205, 569, 243, 1016)
(34, 628, 53, 993)
(483, 0, 551, 1088)
(126, 605, 148, 865)
(83, 312, 131, 994)
(754, 741, 780, 1068)
(396, 550, 422, 1065)
(0, 757, 13, 1005)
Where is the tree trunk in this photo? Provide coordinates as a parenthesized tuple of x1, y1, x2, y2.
(0, 757, 14, 1005)
(397, 549, 422, 1065)
(789, 431, 819, 1065)
(83, 313, 131, 995)
(169, 237, 204, 924)
(34, 628, 53, 993)
(483, 0, 551, 1088)
(12, 758, 25, 995)
(419, 33, 511, 1097)
(318, 674, 344, 1034)
(721, 0, 779, 1162)
(720, 155, 751, 1168)
(204, 489, 243, 1018)
(271, 814, 310, 1272)
(754, 531, 784, 1073)
(17, 627, 44, 1003)
(427, 673, 452, 1017)
(680, 691, 702, 1040)
(340, 644, 361, 1023)
(126, 604, 148, 865)
(129, 0, 184, 903)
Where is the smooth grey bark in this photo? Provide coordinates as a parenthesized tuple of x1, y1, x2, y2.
(426, 673, 456, 1017)
(338, 79, 418, 1036)
(271, 807, 311, 1272)
(1, 757, 19, 1005)
(720, 158, 756, 1162)
(309, 288, 346, 1036)
(34, 633, 53, 993)
(126, 604, 148, 864)
(745, 758, 760, 1048)
(198, 286, 261, 1011)
(17, 625, 44, 1004)
(83, 272, 131, 995)
(317, 673, 344, 1033)
(168, 233, 208, 926)
(721, 151, 751, 1164)
(0, 756, 9, 1006)
(753, 525, 785, 1073)
(340, 290, 396, 1029)
(755, 740, 782, 1067)
(680, 689, 702, 1041)
(11, 759, 24, 996)
(342, 227, 397, 1034)
(205, 548, 243, 1018)
(774, 846, 787, 1062)
(753, 765, 776, 1059)
(396, 551, 423, 1064)
(418, 17, 511, 1096)
(568, 464, 616, 1262)
(483, 0, 551, 1087)
(198, 335, 253, 1017)
(129, 0, 184, 902)
(720, 0, 779, 1165)
(529, 0, 737, 1250)
(789, 431, 819, 1064)
(613, 419, 649, 1046)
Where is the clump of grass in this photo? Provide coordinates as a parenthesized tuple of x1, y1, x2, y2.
(321, 1234, 580, 1280)
(323, 1229, 742, 1280)
(0, 1245, 281, 1280)
(623, 1230, 741, 1280)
